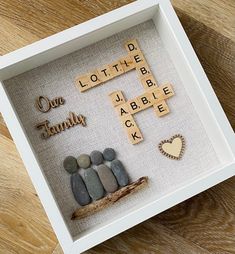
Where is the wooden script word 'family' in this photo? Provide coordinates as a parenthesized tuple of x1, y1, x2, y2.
(35, 96, 86, 139)
(75, 39, 175, 144)
(36, 112, 86, 139)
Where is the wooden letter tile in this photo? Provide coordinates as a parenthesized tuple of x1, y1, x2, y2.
(160, 83, 175, 98)
(75, 74, 92, 92)
(125, 39, 140, 53)
(137, 93, 153, 111)
(97, 65, 112, 82)
(136, 63, 152, 79)
(148, 88, 165, 104)
(87, 70, 102, 87)
(115, 103, 131, 117)
(130, 50, 146, 66)
(109, 90, 126, 107)
(109, 60, 124, 78)
(127, 97, 142, 114)
(153, 100, 170, 117)
(119, 55, 135, 72)
(120, 114, 137, 130)
(141, 75, 158, 90)
(127, 126, 144, 145)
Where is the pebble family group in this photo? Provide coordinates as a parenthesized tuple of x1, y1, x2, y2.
(63, 148, 129, 206)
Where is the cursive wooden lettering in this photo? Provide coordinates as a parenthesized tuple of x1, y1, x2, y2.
(36, 96, 65, 113)
(36, 112, 86, 139)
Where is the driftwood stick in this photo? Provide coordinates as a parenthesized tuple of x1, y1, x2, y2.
(71, 176, 148, 220)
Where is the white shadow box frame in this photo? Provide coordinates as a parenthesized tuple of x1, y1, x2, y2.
(0, 0, 235, 253)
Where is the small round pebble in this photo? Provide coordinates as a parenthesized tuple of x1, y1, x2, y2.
(63, 156, 78, 174)
(97, 164, 118, 193)
(103, 148, 116, 161)
(77, 154, 91, 169)
(83, 168, 104, 200)
(90, 150, 103, 165)
(111, 159, 129, 187)
(71, 172, 91, 206)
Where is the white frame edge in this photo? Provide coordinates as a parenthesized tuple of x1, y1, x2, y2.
(0, 0, 234, 253)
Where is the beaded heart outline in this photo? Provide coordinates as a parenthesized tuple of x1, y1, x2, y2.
(158, 134, 185, 160)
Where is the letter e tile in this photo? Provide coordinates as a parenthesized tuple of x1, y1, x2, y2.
(160, 84, 175, 98)
(153, 100, 170, 117)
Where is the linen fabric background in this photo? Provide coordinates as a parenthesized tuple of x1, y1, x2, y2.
(4, 20, 219, 237)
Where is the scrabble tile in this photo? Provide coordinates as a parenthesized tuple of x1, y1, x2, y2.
(120, 114, 137, 130)
(97, 65, 112, 82)
(160, 83, 175, 98)
(137, 93, 153, 111)
(109, 60, 124, 78)
(148, 88, 165, 104)
(87, 70, 102, 87)
(130, 50, 146, 66)
(125, 39, 140, 53)
(127, 97, 142, 114)
(136, 63, 152, 79)
(127, 126, 144, 145)
(75, 74, 92, 92)
(115, 103, 131, 117)
(141, 75, 158, 90)
(109, 90, 126, 107)
(119, 55, 135, 72)
(153, 100, 170, 117)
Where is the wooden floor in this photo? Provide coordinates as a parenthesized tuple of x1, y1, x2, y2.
(0, 0, 234, 253)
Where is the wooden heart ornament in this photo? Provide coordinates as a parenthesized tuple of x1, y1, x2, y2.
(158, 134, 185, 160)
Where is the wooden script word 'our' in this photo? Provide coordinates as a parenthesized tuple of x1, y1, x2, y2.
(75, 39, 175, 144)
(36, 96, 65, 113)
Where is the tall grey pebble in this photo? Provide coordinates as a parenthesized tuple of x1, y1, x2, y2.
(90, 150, 103, 165)
(83, 168, 104, 200)
(111, 159, 129, 187)
(103, 148, 116, 161)
(63, 156, 78, 174)
(71, 172, 91, 206)
(97, 164, 118, 193)
(77, 154, 91, 169)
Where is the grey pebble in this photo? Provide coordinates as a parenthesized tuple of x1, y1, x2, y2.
(90, 150, 103, 165)
(103, 148, 116, 161)
(84, 168, 104, 200)
(111, 159, 129, 187)
(63, 156, 78, 174)
(97, 164, 118, 193)
(77, 154, 91, 169)
(71, 172, 91, 206)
